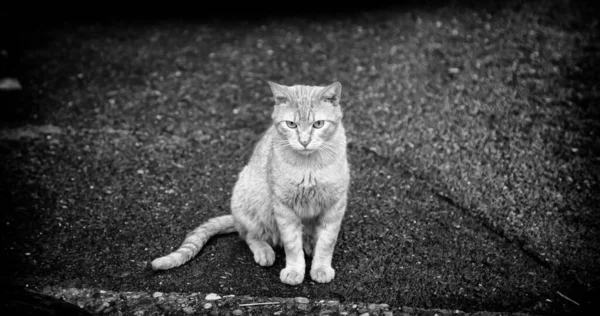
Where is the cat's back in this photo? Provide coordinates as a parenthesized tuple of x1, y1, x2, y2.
(244, 126, 276, 170)
(231, 126, 275, 211)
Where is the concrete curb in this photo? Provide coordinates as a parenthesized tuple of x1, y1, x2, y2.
(39, 286, 538, 316)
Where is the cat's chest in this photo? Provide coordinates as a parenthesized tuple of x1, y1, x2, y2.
(277, 168, 343, 211)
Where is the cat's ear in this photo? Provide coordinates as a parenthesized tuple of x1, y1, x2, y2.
(267, 81, 291, 105)
(319, 82, 342, 106)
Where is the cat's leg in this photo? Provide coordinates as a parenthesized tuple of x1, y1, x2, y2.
(274, 201, 305, 285)
(310, 197, 346, 283)
(246, 236, 275, 267)
(230, 166, 277, 267)
(235, 210, 276, 267)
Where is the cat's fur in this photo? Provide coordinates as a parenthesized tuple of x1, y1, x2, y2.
(151, 81, 350, 285)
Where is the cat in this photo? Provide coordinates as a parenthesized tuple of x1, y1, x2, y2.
(151, 81, 350, 285)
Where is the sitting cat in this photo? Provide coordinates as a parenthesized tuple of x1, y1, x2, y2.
(151, 81, 350, 285)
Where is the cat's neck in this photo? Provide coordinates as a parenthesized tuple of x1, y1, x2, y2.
(272, 125, 346, 169)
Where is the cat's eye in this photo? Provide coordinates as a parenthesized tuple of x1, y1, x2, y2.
(286, 121, 297, 129)
(313, 120, 324, 129)
(324, 96, 336, 103)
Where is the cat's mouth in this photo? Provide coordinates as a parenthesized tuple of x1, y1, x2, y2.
(297, 148, 315, 155)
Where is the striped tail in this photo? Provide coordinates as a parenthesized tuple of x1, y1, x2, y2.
(151, 215, 236, 270)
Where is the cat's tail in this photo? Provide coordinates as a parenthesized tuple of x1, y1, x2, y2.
(151, 215, 236, 270)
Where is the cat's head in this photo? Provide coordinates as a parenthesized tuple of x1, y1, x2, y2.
(267, 81, 344, 155)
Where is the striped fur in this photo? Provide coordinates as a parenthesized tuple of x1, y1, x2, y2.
(151, 81, 349, 285)
(151, 215, 235, 270)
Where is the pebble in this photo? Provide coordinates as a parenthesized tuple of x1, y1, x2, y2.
(368, 303, 377, 310)
(103, 306, 114, 314)
(232, 309, 243, 315)
(205, 293, 222, 300)
(152, 292, 163, 298)
(94, 302, 110, 313)
(182, 307, 195, 314)
(359, 313, 370, 316)
(295, 297, 310, 304)
(298, 304, 308, 311)
(383, 312, 393, 316)
(204, 303, 212, 309)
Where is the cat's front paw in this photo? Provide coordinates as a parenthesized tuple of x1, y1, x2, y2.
(280, 267, 304, 285)
(310, 266, 335, 283)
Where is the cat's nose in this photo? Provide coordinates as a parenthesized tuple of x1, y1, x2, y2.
(299, 139, 311, 148)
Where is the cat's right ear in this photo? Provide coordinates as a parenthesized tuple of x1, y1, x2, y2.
(268, 81, 291, 105)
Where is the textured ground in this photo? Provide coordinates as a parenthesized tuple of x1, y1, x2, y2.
(1, 1, 599, 315)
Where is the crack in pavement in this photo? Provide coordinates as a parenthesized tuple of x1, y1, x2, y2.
(348, 142, 556, 273)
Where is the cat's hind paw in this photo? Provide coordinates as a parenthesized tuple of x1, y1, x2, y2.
(280, 268, 304, 285)
(253, 247, 275, 267)
(310, 266, 335, 283)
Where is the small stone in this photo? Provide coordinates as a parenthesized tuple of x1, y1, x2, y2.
(274, 312, 282, 315)
(233, 309, 243, 315)
(326, 300, 340, 307)
(402, 306, 414, 313)
(295, 297, 310, 304)
(204, 303, 212, 309)
(379, 304, 390, 310)
(94, 302, 110, 313)
(134, 310, 145, 316)
(359, 313, 370, 316)
(152, 292, 163, 298)
(368, 303, 377, 310)
(383, 311, 393, 316)
(182, 307, 195, 314)
(298, 304, 308, 311)
(205, 293, 221, 300)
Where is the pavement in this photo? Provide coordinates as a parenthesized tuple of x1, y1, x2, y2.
(1, 1, 599, 315)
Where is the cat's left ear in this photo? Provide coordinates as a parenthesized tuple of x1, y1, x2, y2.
(320, 82, 342, 106)
(267, 81, 291, 105)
